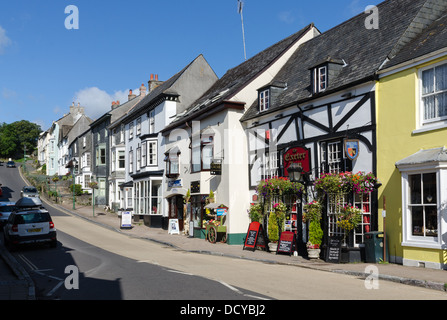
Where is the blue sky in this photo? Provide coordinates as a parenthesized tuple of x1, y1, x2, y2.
(0, 0, 382, 131)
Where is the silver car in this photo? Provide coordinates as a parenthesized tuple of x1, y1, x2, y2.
(0, 202, 17, 227)
(21, 186, 39, 198)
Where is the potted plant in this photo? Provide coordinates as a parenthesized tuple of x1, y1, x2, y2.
(267, 202, 286, 252)
(206, 190, 215, 204)
(248, 203, 264, 223)
(303, 200, 323, 259)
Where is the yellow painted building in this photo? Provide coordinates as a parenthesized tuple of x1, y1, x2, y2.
(377, 51, 447, 269)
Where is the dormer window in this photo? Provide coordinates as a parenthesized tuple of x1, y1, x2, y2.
(259, 89, 270, 112)
(313, 65, 327, 94)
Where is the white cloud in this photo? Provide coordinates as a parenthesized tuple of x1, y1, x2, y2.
(0, 25, 11, 54)
(73, 87, 129, 120)
(278, 11, 295, 24)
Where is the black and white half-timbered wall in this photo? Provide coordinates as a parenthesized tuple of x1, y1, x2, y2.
(241, 0, 427, 257)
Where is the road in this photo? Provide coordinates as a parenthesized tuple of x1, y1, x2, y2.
(2, 163, 447, 302)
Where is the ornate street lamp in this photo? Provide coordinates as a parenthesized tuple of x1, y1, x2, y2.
(288, 162, 303, 183)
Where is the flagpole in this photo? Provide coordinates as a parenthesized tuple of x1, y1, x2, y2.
(238, 0, 247, 61)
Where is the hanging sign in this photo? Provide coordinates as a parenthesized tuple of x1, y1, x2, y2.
(283, 146, 310, 176)
(276, 231, 295, 256)
(210, 159, 222, 176)
(344, 139, 360, 161)
(243, 222, 267, 251)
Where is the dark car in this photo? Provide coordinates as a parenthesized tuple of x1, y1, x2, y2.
(6, 161, 15, 168)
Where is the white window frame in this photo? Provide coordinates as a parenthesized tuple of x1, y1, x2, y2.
(313, 66, 327, 94)
(419, 61, 447, 129)
(147, 140, 157, 166)
(399, 165, 446, 250)
(259, 89, 270, 112)
(149, 110, 155, 134)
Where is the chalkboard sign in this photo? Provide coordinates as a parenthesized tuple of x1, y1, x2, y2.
(277, 231, 295, 256)
(243, 222, 267, 251)
(325, 237, 343, 263)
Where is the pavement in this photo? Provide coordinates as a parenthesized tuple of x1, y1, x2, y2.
(2, 194, 447, 299)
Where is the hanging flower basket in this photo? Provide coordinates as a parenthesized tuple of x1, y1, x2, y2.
(315, 171, 379, 195)
(336, 203, 363, 243)
(256, 176, 304, 202)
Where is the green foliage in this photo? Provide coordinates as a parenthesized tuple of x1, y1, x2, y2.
(268, 212, 279, 242)
(248, 203, 264, 222)
(69, 184, 84, 196)
(0, 120, 41, 159)
(308, 220, 323, 247)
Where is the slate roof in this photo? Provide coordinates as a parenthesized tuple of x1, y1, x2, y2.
(163, 23, 316, 131)
(241, 0, 429, 121)
(382, 11, 447, 69)
(112, 56, 202, 128)
(396, 147, 447, 166)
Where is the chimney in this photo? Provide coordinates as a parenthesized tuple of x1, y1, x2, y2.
(128, 89, 136, 101)
(148, 74, 163, 93)
(139, 83, 147, 97)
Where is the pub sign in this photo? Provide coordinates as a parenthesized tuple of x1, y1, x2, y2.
(283, 146, 310, 176)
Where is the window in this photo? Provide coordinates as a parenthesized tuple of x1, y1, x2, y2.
(261, 151, 279, 180)
(149, 110, 155, 134)
(84, 174, 91, 189)
(259, 89, 270, 112)
(142, 142, 147, 167)
(118, 151, 125, 169)
(129, 121, 134, 140)
(191, 134, 214, 172)
(408, 173, 438, 238)
(313, 66, 327, 94)
(129, 149, 133, 173)
(320, 141, 343, 174)
(96, 146, 106, 166)
(147, 141, 157, 166)
(136, 117, 142, 136)
(136, 146, 141, 171)
(165, 149, 179, 177)
(421, 62, 447, 124)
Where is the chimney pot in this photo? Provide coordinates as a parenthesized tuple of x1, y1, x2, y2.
(150, 74, 154, 80)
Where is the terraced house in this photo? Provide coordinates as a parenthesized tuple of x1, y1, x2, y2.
(377, 2, 447, 269)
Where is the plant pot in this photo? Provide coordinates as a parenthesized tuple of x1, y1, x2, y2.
(307, 248, 321, 259)
(268, 242, 277, 253)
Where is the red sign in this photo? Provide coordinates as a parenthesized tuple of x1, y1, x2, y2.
(277, 231, 295, 255)
(243, 222, 266, 251)
(283, 147, 310, 176)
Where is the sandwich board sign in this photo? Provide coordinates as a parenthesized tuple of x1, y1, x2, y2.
(169, 219, 180, 235)
(243, 222, 267, 251)
(120, 211, 132, 229)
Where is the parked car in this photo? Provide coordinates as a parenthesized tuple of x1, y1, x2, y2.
(0, 202, 16, 228)
(3, 198, 57, 250)
(21, 186, 39, 198)
(6, 161, 15, 168)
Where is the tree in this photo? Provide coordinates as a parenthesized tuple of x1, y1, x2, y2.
(0, 120, 41, 159)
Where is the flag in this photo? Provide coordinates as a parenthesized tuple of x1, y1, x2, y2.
(238, 0, 244, 14)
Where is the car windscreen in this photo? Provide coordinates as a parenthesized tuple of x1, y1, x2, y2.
(24, 187, 37, 192)
(14, 212, 51, 224)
